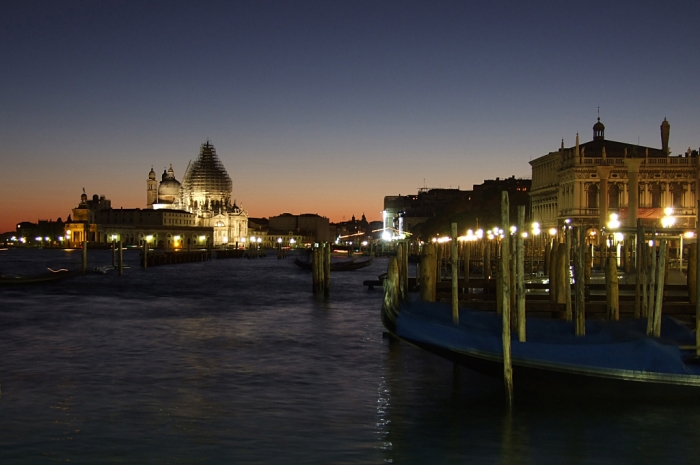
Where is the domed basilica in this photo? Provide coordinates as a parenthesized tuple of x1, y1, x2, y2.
(147, 141, 248, 246)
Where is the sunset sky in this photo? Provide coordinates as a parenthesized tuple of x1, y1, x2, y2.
(1, 1, 699, 233)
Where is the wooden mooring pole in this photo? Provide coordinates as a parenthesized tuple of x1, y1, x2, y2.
(500, 191, 513, 409)
(516, 206, 526, 342)
(420, 243, 437, 302)
(689, 242, 697, 306)
(696, 200, 700, 356)
(118, 240, 124, 276)
(451, 223, 459, 324)
(323, 242, 331, 297)
(82, 241, 88, 273)
(549, 241, 558, 302)
(606, 255, 619, 320)
(574, 226, 586, 336)
(650, 240, 667, 337)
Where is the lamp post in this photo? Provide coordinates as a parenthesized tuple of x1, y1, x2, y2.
(607, 213, 621, 266)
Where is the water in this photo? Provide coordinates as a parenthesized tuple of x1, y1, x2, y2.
(2, 248, 700, 464)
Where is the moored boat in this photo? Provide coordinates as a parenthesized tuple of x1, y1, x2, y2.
(0, 268, 82, 286)
(294, 256, 373, 272)
(382, 296, 700, 399)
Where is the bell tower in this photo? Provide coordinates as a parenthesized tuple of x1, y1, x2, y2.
(147, 166, 158, 208)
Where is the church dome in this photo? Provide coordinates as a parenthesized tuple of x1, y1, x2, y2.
(148, 167, 156, 180)
(181, 141, 232, 211)
(158, 166, 181, 204)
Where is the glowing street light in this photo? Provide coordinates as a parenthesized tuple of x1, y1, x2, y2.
(607, 213, 620, 230)
(661, 208, 675, 228)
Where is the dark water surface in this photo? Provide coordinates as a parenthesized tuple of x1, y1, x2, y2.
(2, 248, 700, 464)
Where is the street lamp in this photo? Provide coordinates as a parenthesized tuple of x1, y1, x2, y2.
(661, 208, 675, 228)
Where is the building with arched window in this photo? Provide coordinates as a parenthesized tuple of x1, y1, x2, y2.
(530, 118, 699, 235)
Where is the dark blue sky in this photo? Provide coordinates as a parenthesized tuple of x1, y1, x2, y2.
(1, 0, 698, 231)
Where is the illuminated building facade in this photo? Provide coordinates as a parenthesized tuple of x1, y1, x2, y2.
(146, 141, 249, 246)
(529, 118, 700, 233)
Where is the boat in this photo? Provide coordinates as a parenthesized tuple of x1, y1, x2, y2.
(294, 256, 373, 272)
(0, 268, 82, 286)
(382, 296, 700, 399)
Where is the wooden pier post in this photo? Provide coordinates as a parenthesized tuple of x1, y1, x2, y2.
(401, 241, 409, 301)
(500, 191, 513, 408)
(510, 236, 516, 313)
(635, 221, 644, 318)
(383, 257, 400, 322)
(451, 223, 459, 324)
(420, 243, 437, 302)
(118, 240, 124, 276)
(555, 240, 567, 307)
(484, 240, 491, 279)
(463, 241, 471, 294)
(574, 227, 586, 336)
(516, 206, 526, 342)
(606, 255, 619, 320)
(647, 228, 657, 317)
(650, 240, 667, 337)
(323, 243, 331, 297)
(143, 241, 149, 269)
(82, 241, 88, 273)
(696, 200, 700, 355)
(689, 243, 698, 305)
(564, 226, 572, 321)
(396, 242, 404, 299)
(112, 241, 116, 267)
(312, 244, 326, 295)
(549, 242, 559, 302)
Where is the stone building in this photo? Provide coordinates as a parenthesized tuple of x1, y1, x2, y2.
(146, 141, 249, 247)
(529, 118, 699, 234)
(64, 190, 112, 245)
(268, 213, 332, 243)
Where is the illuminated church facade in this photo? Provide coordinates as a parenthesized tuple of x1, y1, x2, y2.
(147, 141, 248, 247)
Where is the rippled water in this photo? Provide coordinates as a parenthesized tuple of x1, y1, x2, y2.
(2, 248, 700, 464)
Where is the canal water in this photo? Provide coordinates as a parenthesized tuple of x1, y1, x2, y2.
(2, 248, 700, 464)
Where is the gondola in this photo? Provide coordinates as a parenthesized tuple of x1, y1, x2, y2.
(382, 296, 700, 399)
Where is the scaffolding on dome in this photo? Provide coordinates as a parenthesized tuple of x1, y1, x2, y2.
(181, 141, 233, 212)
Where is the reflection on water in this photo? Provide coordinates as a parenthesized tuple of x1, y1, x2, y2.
(2, 248, 700, 464)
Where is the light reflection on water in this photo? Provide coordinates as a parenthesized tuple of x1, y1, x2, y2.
(2, 248, 700, 464)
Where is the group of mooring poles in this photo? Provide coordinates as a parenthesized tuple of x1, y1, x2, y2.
(391, 198, 700, 408)
(413, 193, 525, 408)
(311, 242, 331, 297)
(80, 240, 124, 275)
(110, 240, 125, 275)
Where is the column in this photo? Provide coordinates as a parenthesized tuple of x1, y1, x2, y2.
(624, 158, 644, 228)
(596, 166, 613, 230)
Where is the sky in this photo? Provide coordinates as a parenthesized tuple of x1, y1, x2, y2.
(1, 0, 699, 233)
